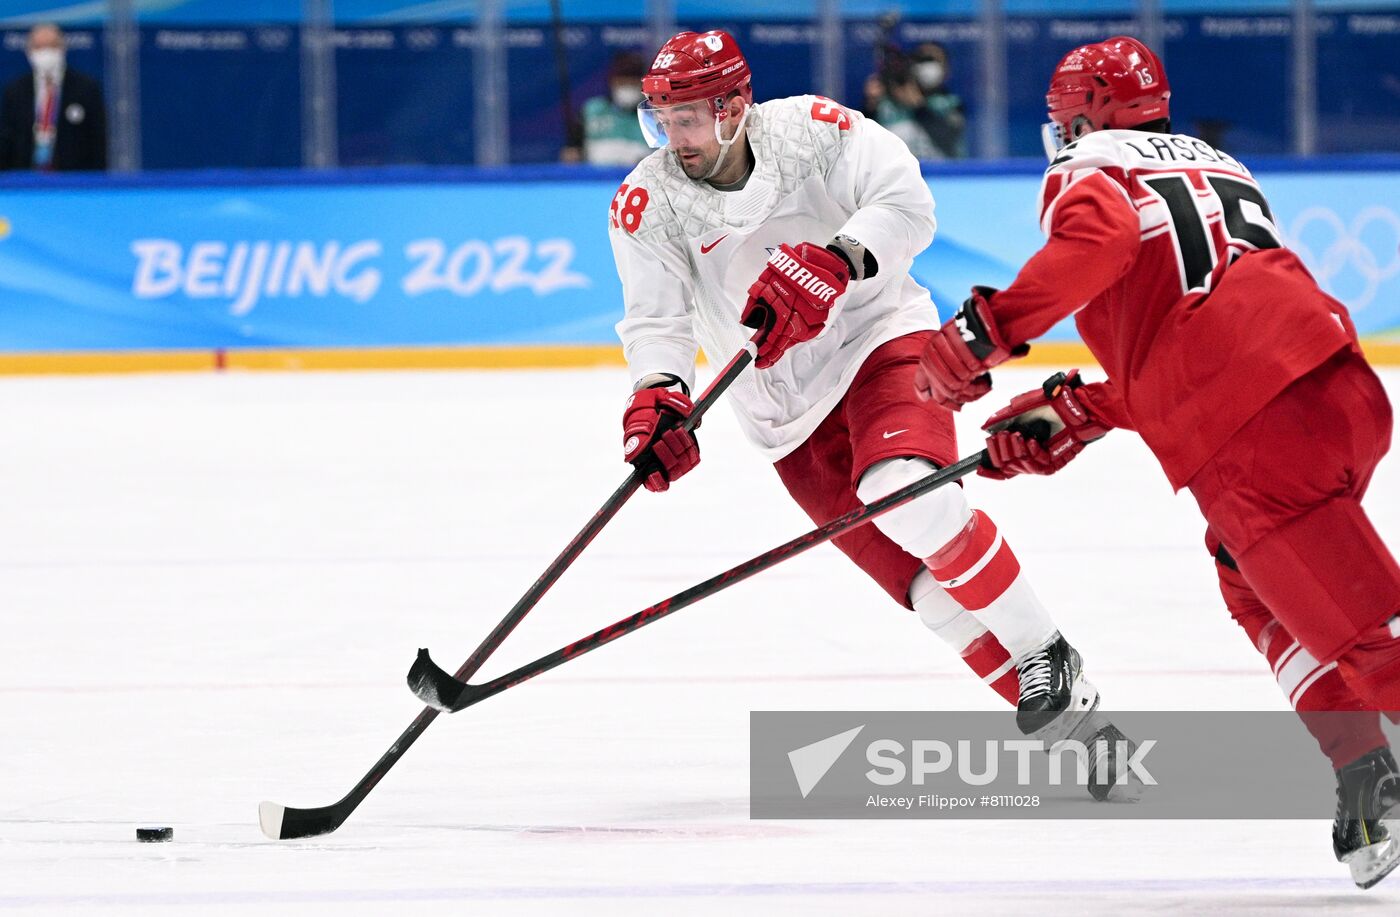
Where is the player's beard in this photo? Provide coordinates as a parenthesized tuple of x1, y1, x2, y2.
(673, 146, 714, 179)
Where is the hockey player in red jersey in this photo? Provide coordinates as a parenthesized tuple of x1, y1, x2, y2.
(915, 35, 1400, 886)
(610, 28, 1141, 796)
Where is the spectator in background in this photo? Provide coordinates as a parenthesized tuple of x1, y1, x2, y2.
(561, 51, 650, 167)
(864, 41, 966, 161)
(0, 23, 107, 171)
(1194, 118, 1232, 152)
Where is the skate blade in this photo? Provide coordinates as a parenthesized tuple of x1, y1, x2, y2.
(1345, 836, 1400, 889)
(1078, 734, 1146, 803)
(1031, 677, 1101, 745)
(1052, 710, 1147, 803)
(1094, 770, 1146, 803)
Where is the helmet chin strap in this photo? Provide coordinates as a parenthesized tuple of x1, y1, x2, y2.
(701, 102, 751, 181)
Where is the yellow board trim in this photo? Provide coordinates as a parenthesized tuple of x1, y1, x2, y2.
(1361, 341, 1400, 364)
(0, 349, 217, 374)
(1016, 342, 1100, 366)
(223, 344, 628, 372)
(0, 339, 1397, 376)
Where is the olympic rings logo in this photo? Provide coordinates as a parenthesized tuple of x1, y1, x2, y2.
(1286, 205, 1400, 312)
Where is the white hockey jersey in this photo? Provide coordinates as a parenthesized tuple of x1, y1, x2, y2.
(609, 95, 939, 462)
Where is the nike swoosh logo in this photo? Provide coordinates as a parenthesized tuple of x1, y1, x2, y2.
(882, 429, 908, 439)
(700, 235, 728, 255)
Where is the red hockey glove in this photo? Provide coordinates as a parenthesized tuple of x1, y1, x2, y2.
(978, 370, 1112, 480)
(622, 386, 700, 493)
(915, 286, 1028, 409)
(741, 242, 850, 369)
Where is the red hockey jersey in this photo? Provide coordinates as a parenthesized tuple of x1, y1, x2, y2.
(989, 129, 1357, 490)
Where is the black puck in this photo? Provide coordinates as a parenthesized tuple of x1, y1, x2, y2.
(136, 826, 173, 843)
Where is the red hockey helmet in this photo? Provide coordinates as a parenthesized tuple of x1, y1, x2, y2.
(638, 30, 754, 164)
(641, 29, 752, 109)
(1043, 36, 1169, 154)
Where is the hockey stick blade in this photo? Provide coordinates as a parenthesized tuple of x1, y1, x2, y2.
(258, 799, 344, 840)
(408, 648, 474, 713)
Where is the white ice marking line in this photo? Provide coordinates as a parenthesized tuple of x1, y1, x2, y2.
(0, 543, 1206, 571)
(0, 668, 1270, 694)
(0, 876, 1364, 908)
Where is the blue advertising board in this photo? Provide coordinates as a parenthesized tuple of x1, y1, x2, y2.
(0, 162, 1396, 354)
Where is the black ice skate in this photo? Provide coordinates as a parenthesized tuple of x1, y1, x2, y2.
(1334, 746, 1400, 889)
(1014, 634, 1100, 741)
(1071, 717, 1146, 803)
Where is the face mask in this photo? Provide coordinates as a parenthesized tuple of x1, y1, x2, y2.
(1041, 122, 1067, 161)
(28, 48, 64, 75)
(913, 61, 945, 92)
(612, 85, 643, 109)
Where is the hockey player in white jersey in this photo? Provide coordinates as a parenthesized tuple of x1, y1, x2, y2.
(608, 29, 1136, 796)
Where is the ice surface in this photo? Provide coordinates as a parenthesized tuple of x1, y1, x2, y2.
(3, 365, 1398, 915)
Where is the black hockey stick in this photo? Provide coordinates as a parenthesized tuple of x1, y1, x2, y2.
(258, 334, 761, 840)
(408, 449, 989, 713)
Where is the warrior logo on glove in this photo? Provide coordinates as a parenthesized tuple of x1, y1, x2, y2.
(741, 242, 850, 369)
(766, 248, 844, 304)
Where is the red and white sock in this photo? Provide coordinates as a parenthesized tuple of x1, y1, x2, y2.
(1262, 619, 1339, 710)
(959, 632, 1020, 705)
(924, 509, 1057, 662)
(1258, 618, 1388, 768)
(856, 460, 1058, 670)
(1216, 552, 1387, 769)
(910, 569, 1019, 706)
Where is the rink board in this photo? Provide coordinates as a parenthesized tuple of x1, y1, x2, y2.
(0, 160, 1397, 372)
